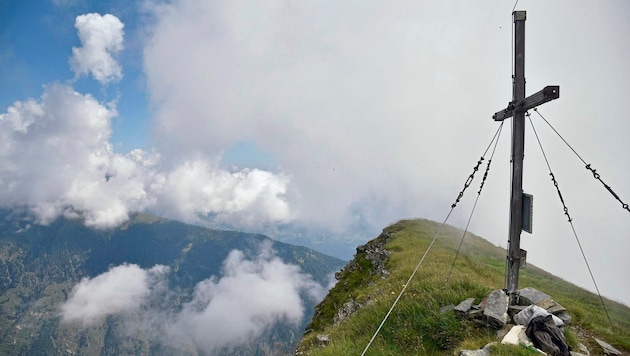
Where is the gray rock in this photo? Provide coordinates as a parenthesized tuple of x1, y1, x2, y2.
(334, 300, 360, 324)
(316, 334, 330, 345)
(483, 290, 509, 328)
(536, 297, 566, 314)
(556, 310, 572, 325)
(577, 342, 590, 355)
(508, 304, 527, 316)
(594, 338, 622, 355)
(518, 287, 552, 305)
(460, 349, 490, 356)
(467, 309, 483, 318)
(356, 231, 391, 277)
(455, 298, 476, 315)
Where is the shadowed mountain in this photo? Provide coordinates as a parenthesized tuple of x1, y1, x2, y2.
(0, 209, 345, 355)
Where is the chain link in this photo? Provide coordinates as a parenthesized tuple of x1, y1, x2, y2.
(549, 172, 572, 222)
(451, 157, 483, 208)
(585, 164, 630, 213)
(477, 159, 493, 195)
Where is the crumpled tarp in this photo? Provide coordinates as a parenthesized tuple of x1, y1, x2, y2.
(513, 304, 564, 327)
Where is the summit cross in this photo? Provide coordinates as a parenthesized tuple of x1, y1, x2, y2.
(493, 11, 560, 298)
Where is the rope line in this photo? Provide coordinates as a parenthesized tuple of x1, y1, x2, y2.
(528, 113, 614, 330)
(360, 211, 452, 356)
(533, 108, 629, 214)
(446, 122, 504, 283)
(361, 125, 504, 355)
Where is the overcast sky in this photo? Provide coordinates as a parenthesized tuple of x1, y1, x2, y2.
(1, 0, 629, 311)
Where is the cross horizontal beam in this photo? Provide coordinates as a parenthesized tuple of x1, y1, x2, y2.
(493, 85, 560, 121)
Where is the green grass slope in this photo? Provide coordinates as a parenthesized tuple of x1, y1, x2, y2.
(296, 219, 630, 355)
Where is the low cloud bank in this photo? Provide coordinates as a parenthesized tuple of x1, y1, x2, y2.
(61, 264, 169, 326)
(59, 243, 327, 353)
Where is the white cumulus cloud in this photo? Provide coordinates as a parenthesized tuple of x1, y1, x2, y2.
(0, 83, 146, 227)
(70, 13, 125, 84)
(60, 264, 169, 326)
(168, 242, 325, 352)
(0, 10, 292, 228)
(59, 244, 327, 353)
(0, 83, 290, 228)
(152, 159, 291, 227)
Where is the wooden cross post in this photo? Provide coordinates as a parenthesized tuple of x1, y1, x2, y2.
(493, 11, 559, 298)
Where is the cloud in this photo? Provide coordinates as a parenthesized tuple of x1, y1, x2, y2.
(142, 1, 508, 231)
(167, 241, 325, 352)
(2, 2, 629, 307)
(70, 13, 125, 84)
(60, 264, 169, 326)
(141, 0, 630, 306)
(151, 159, 290, 227)
(59, 243, 327, 353)
(0, 83, 144, 227)
(0, 12, 292, 229)
(0, 83, 290, 229)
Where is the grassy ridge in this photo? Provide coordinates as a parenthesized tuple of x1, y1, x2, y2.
(297, 219, 630, 355)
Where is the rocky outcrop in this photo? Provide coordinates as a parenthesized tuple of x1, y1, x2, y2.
(334, 300, 361, 325)
(355, 231, 392, 278)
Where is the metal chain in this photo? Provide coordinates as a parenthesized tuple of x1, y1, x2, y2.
(549, 172, 572, 222)
(585, 164, 630, 213)
(451, 158, 483, 208)
(477, 158, 493, 195)
(533, 108, 629, 215)
(446, 122, 504, 283)
(528, 113, 614, 330)
(362, 123, 505, 355)
(451, 123, 505, 209)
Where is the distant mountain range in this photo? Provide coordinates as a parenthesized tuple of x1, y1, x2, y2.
(193, 214, 374, 261)
(0, 209, 345, 355)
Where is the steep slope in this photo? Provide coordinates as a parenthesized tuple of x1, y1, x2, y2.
(0, 209, 345, 355)
(296, 219, 630, 355)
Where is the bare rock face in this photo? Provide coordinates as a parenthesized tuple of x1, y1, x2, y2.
(334, 230, 392, 283)
(334, 300, 361, 325)
(355, 231, 391, 278)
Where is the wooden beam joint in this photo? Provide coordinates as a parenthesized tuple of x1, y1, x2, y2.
(493, 85, 560, 121)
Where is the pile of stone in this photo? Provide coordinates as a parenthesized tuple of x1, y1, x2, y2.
(451, 287, 570, 329)
(454, 287, 623, 356)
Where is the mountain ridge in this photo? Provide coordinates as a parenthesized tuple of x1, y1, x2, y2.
(296, 218, 630, 355)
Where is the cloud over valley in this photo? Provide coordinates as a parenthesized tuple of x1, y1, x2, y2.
(59, 244, 327, 353)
